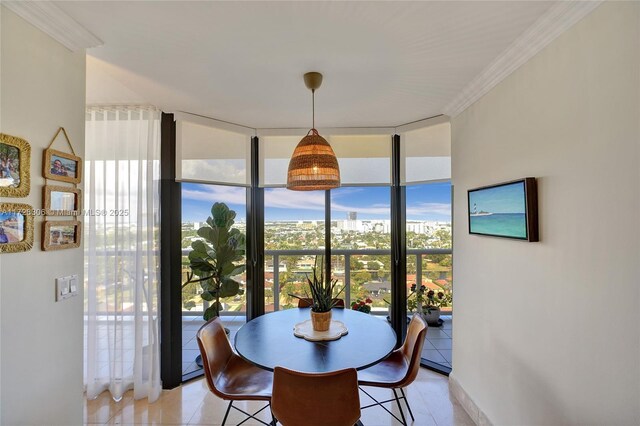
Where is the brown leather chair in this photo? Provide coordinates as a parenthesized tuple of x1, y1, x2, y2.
(196, 318, 275, 426)
(357, 314, 427, 426)
(271, 367, 361, 426)
(297, 297, 345, 308)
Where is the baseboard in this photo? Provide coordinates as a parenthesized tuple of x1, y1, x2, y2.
(449, 373, 493, 426)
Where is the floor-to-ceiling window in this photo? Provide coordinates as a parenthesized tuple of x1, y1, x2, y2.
(401, 120, 452, 373)
(164, 115, 452, 383)
(175, 114, 253, 378)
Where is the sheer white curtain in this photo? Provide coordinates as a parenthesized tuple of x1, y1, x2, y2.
(84, 105, 162, 402)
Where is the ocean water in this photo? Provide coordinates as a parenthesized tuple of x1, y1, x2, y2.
(470, 213, 526, 239)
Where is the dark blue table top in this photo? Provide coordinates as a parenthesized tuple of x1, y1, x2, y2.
(234, 308, 396, 373)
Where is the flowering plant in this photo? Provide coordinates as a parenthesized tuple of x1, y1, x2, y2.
(351, 297, 373, 314)
(408, 283, 451, 314)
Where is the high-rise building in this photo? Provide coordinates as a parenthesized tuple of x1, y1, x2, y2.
(347, 211, 357, 221)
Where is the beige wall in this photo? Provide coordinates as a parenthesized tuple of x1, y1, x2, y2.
(451, 2, 640, 424)
(452, 2, 640, 425)
(0, 7, 85, 425)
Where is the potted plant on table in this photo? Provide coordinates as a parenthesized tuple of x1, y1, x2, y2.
(290, 262, 344, 332)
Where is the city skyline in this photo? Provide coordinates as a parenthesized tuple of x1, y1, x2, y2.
(181, 182, 451, 223)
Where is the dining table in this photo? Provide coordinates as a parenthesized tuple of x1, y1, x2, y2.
(234, 307, 397, 373)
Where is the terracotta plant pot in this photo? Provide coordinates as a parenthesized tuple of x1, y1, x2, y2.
(310, 310, 332, 332)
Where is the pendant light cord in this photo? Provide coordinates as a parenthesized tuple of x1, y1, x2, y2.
(312, 89, 315, 129)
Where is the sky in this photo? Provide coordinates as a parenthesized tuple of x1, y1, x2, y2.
(468, 181, 525, 214)
(181, 181, 451, 223)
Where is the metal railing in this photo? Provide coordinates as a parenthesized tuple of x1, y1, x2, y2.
(181, 248, 452, 316)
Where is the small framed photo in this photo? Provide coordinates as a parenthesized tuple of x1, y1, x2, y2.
(0, 133, 31, 197)
(42, 220, 82, 251)
(43, 148, 82, 184)
(43, 185, 82, 216)
(0, 203, 34, 253)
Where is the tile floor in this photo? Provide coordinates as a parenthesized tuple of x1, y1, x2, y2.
(423, 315, 452, 369)
(182, 314, 452, 375)
(85, 367, 473, 426)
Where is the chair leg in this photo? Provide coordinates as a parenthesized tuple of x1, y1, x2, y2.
(221, 401, 233, 426)
(359, 386, 406, 424)
(393, 388, 408, 426)
(399, 387, 415, 421)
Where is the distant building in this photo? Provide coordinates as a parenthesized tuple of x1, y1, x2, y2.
(347, 211, 357, 221)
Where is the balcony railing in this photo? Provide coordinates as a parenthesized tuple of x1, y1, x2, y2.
(181, 248, 452, 316)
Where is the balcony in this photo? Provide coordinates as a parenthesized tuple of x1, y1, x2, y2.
(182, 248, 452, 376)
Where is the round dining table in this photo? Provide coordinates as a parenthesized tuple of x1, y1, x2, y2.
(234, 308, 397, 373)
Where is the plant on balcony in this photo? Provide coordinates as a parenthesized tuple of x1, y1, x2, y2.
(182, 202, 246, 321)
(408, 283, 452, 325)
(351, 297, 373, 313)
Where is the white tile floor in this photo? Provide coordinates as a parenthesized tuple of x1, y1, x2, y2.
(85, 368, 473, 425)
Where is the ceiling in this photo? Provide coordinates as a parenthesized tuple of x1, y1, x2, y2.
(56, 1, 557, 128)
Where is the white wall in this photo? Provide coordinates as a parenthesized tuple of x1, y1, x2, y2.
(451, 2, 640, 425)
(0, 7, 85, 425)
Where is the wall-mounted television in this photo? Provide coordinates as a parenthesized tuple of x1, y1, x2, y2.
(468, 178, 538, 242)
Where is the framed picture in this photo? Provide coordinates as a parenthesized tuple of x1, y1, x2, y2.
(468, 177, 539, 242)
(43, 148, 82, 184)
(0, 133, 31, 197)
(42, 220, 82, 251)
(43, 185, 82, 216)
(0, 203, 34, 253)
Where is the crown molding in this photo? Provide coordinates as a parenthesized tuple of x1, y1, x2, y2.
(443, 1, 603, 118)
(3, 1, 102, 51)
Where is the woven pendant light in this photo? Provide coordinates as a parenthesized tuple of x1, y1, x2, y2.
(287, 72, 340, 191)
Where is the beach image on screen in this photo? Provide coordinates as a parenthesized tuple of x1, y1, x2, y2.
(0, 212, 25, 243)
(51, 191, 76, 211)
(469, 181, 527, 238)
(50, 154, 77, 178)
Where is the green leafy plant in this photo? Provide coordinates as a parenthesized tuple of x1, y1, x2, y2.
(289, 257, 344, 313)
(182, 203, 246, 320)
(408, 283, 452, 314)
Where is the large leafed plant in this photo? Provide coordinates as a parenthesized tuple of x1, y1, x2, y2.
(183, 203, 246, 320)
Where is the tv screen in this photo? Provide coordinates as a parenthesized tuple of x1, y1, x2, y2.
(468, 178, 538, 242)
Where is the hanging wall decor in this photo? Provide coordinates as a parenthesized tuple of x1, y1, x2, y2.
(42, 220, 82, 251)
(43, 127, 82, 184)
(43, 185, 82, 216)
(0, 133, 31, 198)
(0, 203, 34, 253)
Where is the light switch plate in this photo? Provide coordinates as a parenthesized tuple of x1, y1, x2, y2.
(68, 275, 78, 295)
(56, 277, 69, 301)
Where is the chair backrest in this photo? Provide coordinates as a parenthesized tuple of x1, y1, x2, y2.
(196, 318, 233, 398)
(398, 314, 428, 386)
(297, 298, 345, 308)
(271, 367, 360, 426)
